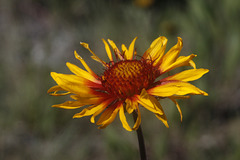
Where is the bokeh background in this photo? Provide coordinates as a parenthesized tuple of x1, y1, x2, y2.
(1, 0, 240, 159)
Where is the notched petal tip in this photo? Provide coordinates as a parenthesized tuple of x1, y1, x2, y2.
(177, 37, 182, 41)
(80, 42, 89, 48)
(177, 37, 183, 46)
(74, 50, 83, 59)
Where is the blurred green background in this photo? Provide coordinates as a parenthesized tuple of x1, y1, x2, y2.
(1, 0, 240, 159)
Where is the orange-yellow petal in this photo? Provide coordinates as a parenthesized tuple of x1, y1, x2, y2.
(102, 39, 113, 62)
(143, 36, 162, 58)
(132, 107, 141, 130)
(136, 89, 164, 115)
(174, 56, 197, 69)
(160, 37, 183, 69)
(107, 39, 124, 60)
(72, 105, 96, 118)
(125, 98, 138, 114)
(119, 104, 132, 131)
(50, 72, 95, 96)
(122, 44, 129, 59)
(70, 95, 102, 103)
(66, 62, 100, 84)
(189, 59, 196, 69)
(169, 97, 183, 121)
(162, 68, 209, 82)
(126, 37, 137, 60)
(152, 37, 168, 66)
(73, 99, 113, 119)
(96, 105, 116, 125)
(90, 104, 109, 123)
(143, 36, 168, 65)
(175, 82, 208, 96)
(148, 83, 179, 97)
(52, 100, 86, 109)
(74, 50, 98, 79)
(90, 108, 105, 123)
(47, 85, 71, 96)
(160, 54, 197, 73)
(155, 112, 169, 128)
(98, 106, 120, 129)
(80, 42, 107, 67)
(149, 81, 208, 97)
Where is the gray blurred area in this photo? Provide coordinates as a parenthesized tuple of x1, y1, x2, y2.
(1, 0, 240, 159)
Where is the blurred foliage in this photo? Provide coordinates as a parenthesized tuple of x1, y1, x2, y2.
(0, 0, 240, 159)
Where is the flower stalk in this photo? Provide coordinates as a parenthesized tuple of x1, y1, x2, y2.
(133, 110, 147, 160)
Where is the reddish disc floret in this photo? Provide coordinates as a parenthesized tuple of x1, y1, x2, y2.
(101, 59, 159, 100)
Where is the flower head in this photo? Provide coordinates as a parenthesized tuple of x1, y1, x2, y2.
(48, 36, 209, 131)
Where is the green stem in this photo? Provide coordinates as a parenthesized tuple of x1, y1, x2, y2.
(133, 111, 147, 160)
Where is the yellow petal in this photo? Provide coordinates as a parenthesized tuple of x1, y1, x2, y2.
(74, 51, 98, 79)
(152, 37, 168, 66)
(143, 96, 168, 128)
(160, 54, 197, 73)
(149, 81, 208, 97)
(163, 68, 209, 82)
(50, 72, 94, 96)
(155, 112, 169, 128)
(102, 39, 113, 62)
(126, 37, 137, 60)
(80, 42, 107, 67)
(136, 89, 164, 115)
(47, 85, 61, 93)
(73, 99, 113, 118)
(150, 36, 163, 47)
(66, 62, 100, 83)
(107, 39, 118, 51)
(160, 37, 183, 69)
(175, 56, 196, 69)
(96, 106, 116, 125)
(47, 85, 71, 96)
(90, 55, 106, 67)
(143, 36, 161, 58)
(175, 82, 208, 96)
(72, 105, 96, 118)
(98, 106, 120, 129)
(107, 39, 124, 60)
(90, 110, 102, 123)
(132, 107, 141, 130)
(143, 36, 168, 65)
(169, 97, 183, 121)
(70, 95, 102, 103)
(90, 104, 108, 123)
(52, 101, 86, 109)
(189, 60, 196, 69)
(148, 82, 179, 97)
(119, 104, 132, 131)
(125, 98, 137, 114)
(122, 44, 129, 59)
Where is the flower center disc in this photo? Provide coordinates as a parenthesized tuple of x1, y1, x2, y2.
(101, 60, 157, 100)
